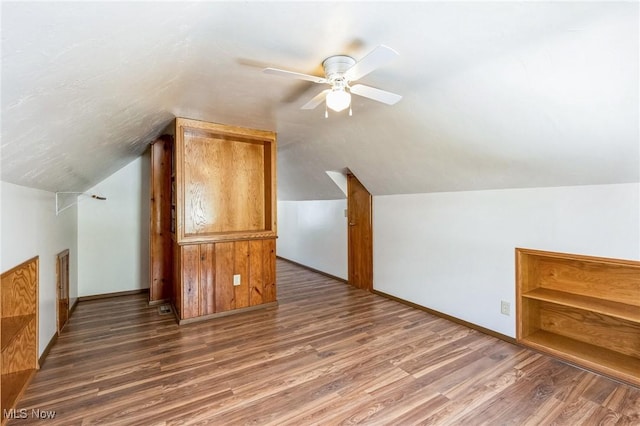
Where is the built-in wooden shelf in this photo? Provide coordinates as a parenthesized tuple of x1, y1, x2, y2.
(522, 330, 639, 384)
(1, 257, 39, 425)
(522, 288, 640, 323)
(1, 369, 35, 417)
(1, 315, 35, 350)
(516, 248, 640, 388)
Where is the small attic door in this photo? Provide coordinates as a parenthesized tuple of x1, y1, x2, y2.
(347, 174, 373, 291)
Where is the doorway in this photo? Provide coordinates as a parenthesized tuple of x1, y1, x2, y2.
(347, 174, 373, 291)
(56, 249, 70, 334)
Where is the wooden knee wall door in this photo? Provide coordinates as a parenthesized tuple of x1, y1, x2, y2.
(347, 174, 373, 291)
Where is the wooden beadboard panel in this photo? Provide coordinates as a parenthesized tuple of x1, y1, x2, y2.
(263, 238, 276, 303)
(214, 242, 235, 313)
(249, 240, 265, 306)
(199, 243, 215, 316)
(174, 238, 278, 321)
(181, 245, 200, 320)
(234, 241, 250, 310)
(173, 242, 182, 318)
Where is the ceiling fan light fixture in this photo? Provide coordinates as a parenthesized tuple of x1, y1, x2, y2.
(326, 88, 351, 112)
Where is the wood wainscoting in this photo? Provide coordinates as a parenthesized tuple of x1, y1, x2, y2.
(12, 259, 639, 425)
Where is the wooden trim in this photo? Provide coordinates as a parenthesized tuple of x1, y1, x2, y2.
(515, 247, 640, 267)
(79, 289, 149, 302)
(276, 256, 348, 284)
(176, 301, 278, 325)
(372, 289, 517, 345)
(38, 332, 58, 368)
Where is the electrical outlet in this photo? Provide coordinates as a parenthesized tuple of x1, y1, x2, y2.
(233, 274, 241, 286)
(501, 301, 510, 316)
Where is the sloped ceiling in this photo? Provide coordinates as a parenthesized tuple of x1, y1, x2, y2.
(2, 2, 638, 200)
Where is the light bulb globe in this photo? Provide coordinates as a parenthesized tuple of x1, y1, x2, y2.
(326, 89, 351, 112)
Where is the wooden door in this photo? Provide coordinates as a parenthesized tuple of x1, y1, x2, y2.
(348, 174, 373, 291)
(56, 249, 70, 334)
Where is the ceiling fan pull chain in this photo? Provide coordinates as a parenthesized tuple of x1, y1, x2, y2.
(349, 106, 353, 116)
(325, 104, 329, 118)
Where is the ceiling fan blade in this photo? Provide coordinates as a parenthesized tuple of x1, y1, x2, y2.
(345, 45, 399, 82)
(350, 84, 402, 105)
(301, 89, 330, 110)
(263, 67, 327, 84)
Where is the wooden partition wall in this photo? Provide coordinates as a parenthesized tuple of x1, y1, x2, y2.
(151, 118, 277, 323)
(516, 248, 640, 387)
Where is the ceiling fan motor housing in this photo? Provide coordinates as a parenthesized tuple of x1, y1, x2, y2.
(322, 55, 356, 86)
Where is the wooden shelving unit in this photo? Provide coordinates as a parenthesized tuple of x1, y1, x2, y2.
(151, 118, 278, 323)
(516, 248, 640, 387)
(1, 257, 39, 424)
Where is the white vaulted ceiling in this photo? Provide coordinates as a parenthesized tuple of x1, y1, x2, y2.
(2, 2, 638, 200)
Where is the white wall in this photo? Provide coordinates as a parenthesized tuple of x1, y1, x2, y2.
(277, 199, 348, 279)
(78, 154, 150, 296)
(1, 181, 78, 356)
(374, 183, 640, 338)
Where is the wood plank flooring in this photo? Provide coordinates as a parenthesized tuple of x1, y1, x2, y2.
(11, 259, 640, 425)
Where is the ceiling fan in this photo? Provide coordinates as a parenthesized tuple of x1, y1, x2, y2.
(263, 45, 402, 116)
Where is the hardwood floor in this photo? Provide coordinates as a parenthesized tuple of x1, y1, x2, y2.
(12, 259, 640, 425)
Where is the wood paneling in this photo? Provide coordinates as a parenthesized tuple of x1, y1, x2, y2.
(1, 256, 39, 424)
(172, 242, 182, 318)
(154, 119, 278, 324)
(516, 248, 640, 387)
(13, 259, 640, 425)
(174, 118, 277, 244)
(172, 239, 277, 322)
(233, 241, 250, 309)
(180, 245, 200, 319)
(199, 243, 215, 316)
(263, 238, 276, 303)
(249, 240, 264, 306)
(149, 136, 174, 302)
(1, 261, 37, 318)
(183, 135, 264, 234)
(347, 174, 373, 291)
(215, 242, 235, 313)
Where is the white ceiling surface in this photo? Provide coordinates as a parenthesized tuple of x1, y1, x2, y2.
(2, 2, 638, 200)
